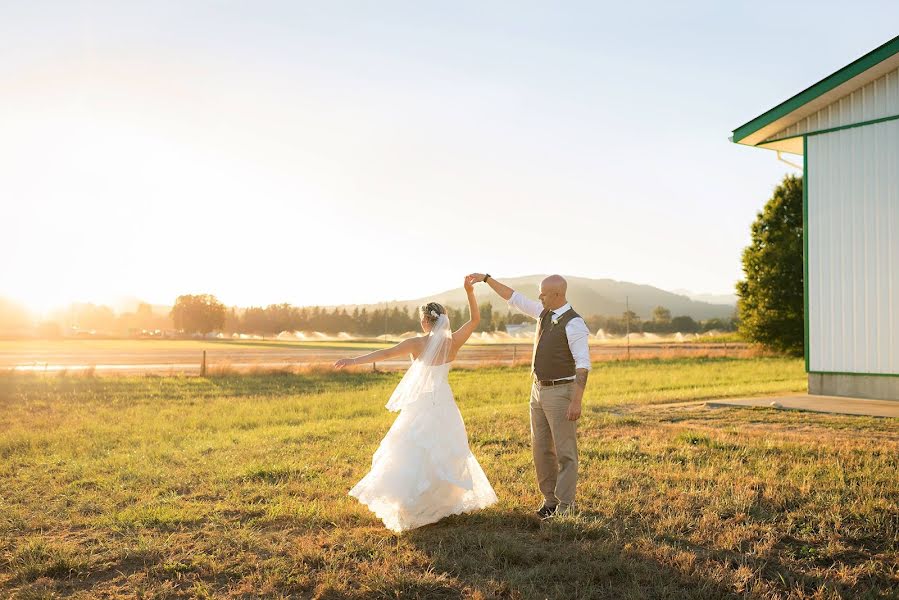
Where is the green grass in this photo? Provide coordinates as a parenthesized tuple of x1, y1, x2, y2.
(688, 332, 745, 344)
(1, 357, 896, 599)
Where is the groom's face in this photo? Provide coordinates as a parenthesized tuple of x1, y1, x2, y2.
(538, 284, 564, 310)
(538, 275, 568, 310)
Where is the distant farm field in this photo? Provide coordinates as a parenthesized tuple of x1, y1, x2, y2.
(2, 357, 896, 599)
(0, 338, 753, 375)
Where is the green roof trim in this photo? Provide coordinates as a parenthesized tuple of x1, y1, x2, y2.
(732, 35, 899, 145)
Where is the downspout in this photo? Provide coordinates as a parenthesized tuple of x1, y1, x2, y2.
(777, 150, 803, 170)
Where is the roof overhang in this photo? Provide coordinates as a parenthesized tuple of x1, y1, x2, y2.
(731, 35, 899, 152)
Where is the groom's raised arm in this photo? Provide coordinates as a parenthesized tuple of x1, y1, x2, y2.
(468, 273, 542, 319)
(468, 273, 512, 301)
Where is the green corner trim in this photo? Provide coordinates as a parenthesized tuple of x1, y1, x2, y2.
(803, 136, 809, 373)
(732, 35, 899, 144)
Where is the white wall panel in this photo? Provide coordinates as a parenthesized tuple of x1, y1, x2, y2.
(807, 120, 899, 374)
(767, 66, 899, 142)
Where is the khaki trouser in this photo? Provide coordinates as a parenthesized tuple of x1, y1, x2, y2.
(529, 381, 578, 507)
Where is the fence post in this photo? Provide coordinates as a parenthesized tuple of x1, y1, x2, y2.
(201, 350, 207, 377)
(625, 296, 630, 361)
(512, 345, 517, 365)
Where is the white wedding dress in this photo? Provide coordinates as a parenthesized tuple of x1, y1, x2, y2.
(349, 315, 498, 532)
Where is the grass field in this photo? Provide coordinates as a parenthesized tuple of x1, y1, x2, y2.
(1, 357, 896, 599)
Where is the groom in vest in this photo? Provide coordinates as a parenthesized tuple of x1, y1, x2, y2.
(469, 273, 591, 517)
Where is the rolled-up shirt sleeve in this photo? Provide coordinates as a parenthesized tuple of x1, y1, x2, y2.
(565, 317, 592, 371)
(507, 291, 544, 319)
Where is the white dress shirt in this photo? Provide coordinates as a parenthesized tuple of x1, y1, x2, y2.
(507, 291, 592, 371)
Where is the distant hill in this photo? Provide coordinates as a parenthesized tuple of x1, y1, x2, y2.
(349, 275, 736, 321)
(671, 289, 738, 306)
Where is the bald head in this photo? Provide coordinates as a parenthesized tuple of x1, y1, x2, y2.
(538, 275, 568, 310)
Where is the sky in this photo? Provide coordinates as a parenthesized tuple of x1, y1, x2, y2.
(2, 1, 898, 313)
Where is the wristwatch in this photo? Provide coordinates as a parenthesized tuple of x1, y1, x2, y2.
(483, 274, 491, 283)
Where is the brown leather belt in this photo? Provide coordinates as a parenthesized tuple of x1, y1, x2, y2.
(534, 375, 576, 387)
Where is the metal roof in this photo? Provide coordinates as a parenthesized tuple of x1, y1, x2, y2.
(731, 35, 899, 152)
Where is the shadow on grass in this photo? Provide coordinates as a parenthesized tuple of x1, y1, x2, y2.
(6, 508, 889, 599)
(401, 507, 877, 600)
(401, 508, 735, 600)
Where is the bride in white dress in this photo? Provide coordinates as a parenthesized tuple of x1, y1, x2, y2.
(334, 276, 497, 532)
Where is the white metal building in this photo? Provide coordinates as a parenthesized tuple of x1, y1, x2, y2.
(732, 35, 899, 401)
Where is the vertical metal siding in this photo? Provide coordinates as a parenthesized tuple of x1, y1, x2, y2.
(765, 66, 899, 142)
(807, 119, 899, 374)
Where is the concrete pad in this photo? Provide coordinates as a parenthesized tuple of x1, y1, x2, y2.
(705, 394, 899, 418)
(809, 373, 899, 401)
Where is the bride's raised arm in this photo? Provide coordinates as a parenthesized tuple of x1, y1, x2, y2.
(334, 337, 423, 369)
(451, 276, 481, 354)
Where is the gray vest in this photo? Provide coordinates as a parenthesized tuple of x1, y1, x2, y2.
(532, 307, 580, 380)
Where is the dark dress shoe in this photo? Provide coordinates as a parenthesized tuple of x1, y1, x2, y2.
(535, 504, 557, 519)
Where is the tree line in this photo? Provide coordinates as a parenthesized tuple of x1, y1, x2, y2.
(0, 295, 737, 338)
(175, 295, 535, 336)
(584, 310, 733, 336)
(169, 294, 734, 336)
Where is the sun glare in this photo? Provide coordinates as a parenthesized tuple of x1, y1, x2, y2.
(9, 288, 76, 318)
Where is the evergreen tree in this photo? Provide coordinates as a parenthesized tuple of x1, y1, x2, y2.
(736, 174, 804, 356)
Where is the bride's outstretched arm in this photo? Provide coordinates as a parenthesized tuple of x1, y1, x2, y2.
(334, 337, 420, 369)
(451, 276, 481, 352)
(467, 273, 513, 301)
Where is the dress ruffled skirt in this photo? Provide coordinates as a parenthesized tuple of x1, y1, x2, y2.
(349, 379, 497, 532)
